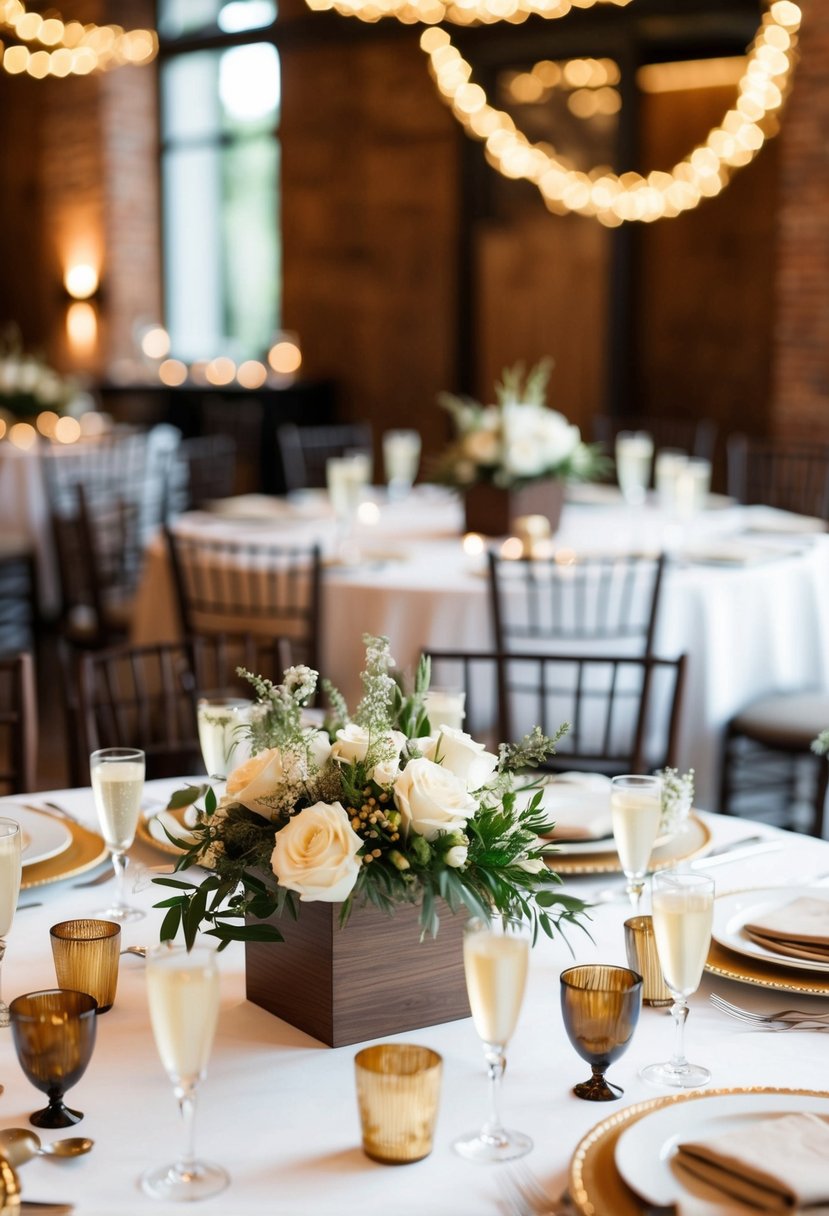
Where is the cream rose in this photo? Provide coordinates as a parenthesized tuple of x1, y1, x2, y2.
(394, 757, 477, 841)
(330, 724, 406, 785)
(271, 801, 363, 902)
(225, 731, 331, 819)
(419, 726, 498, 791)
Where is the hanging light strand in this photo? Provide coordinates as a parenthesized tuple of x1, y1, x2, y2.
(0, 0, 157, 78)
(306, 0, 633, 29)
(421, 0, 801, 223)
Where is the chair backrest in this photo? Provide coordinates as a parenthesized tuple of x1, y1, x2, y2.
(0, 549, 38, 654)
(190, 633, 296, 699)
(726, 435, 829, 520)
(424, 648, 687, 775)
(592, 415, 717, 465)
(489, 551, 665, 655)
(276, 421, 373, 493)
(78, 641, 204, 783)
(0, 651, 37, 794)
(169, 434, 238, 516)
(165, 527, 322, 671)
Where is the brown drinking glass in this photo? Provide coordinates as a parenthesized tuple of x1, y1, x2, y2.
(50, 919, 121, 1014)
(560, 964, 642, 1102)
(9, 990, 98, 1128)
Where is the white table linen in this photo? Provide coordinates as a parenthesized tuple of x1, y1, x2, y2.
(130, 489, 829, 809)
(2, 780, 829, 1215)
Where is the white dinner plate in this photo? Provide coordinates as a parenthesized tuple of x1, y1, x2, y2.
(2, 804, 73, 868)
(614, 1091, 829, 1211)
(711, 886, 829, 975)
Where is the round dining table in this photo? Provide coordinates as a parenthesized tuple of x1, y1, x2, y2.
(1, 778, 828, 1215)
(130, 485, 829, 811)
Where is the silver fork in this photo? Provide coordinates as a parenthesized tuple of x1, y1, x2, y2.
(498, 1163, 572, 1216)
(710, 994, 829, 1025)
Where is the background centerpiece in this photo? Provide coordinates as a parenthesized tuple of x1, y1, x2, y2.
(0, 326, 77, 431)
(156, 636, 588, 1045)
(433, 358, 606, 536)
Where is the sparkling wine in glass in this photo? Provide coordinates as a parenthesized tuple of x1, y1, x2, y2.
(197, 697, 253, 781)
(0, 820, 22, 1026)
(640, 869, 714, 1090)
(454, 916, 532, 1162)
(326, 454, 369, 563)
(615, 431, 654, 506)
(90, 747, 145, 923)
(141, 943, 228, 1202)
(610, 774, 663, 910)
(383, 429, 421, 501)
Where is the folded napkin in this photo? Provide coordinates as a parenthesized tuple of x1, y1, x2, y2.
(743, 897, 829, 963)
(675, 1112, 829, 1212)
(536, 775, 612, 841)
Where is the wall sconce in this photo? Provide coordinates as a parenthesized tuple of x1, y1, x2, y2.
(63, 262, 101, 362)
(63, 263, 100, 302)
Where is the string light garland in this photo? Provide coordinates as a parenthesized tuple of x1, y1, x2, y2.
(306, 0, 632, 29)
(0, 0, 157, 78)
(421, 0, 801, 223)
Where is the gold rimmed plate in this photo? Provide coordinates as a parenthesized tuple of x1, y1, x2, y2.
(569, 1086, 829, 1216)
(20, 817, 108, 890)
(705, 936, 829, 996)
(546, 814, 711, 876)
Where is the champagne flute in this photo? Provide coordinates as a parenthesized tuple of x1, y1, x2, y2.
(197, 697, 253, 781)
(640, 869, 714, 1090)
(454, 915, 532, 1162)
(89, 747, 145, 923)
(141, 943, 228, 1201)
(615, 431, 654, 506)
(610, 774, 663, 910)
(326, 454, 368, 563)
(0, 820, 22, 1027)
(383, 429, 421, 501)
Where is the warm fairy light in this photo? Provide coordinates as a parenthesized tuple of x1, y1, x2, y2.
(140, 326, 170, 360)
(205, 357, 236, 386)
(35, 410, 59, 437)
(306, 0, 632, 26)
(268, 340, 302, 375)
(0, 0, 158, 77)
(420, 0, 800, 223)
(78, 411, 108, 436)
(236, 359, 268, 389)
(357, 501, 381, 525)
(554, 547, 577, 566)
(637, 56, 747, 94)
(66, 301, 97, 355)
(54, 415, 81, 444)
(8, 422, 37, 450)
(158, 358, 188, 387)
(0, 420, 6, 441)
(462, 532, 485, 556)
(64, 263, 99, 300)
(500, 536, 524, 560)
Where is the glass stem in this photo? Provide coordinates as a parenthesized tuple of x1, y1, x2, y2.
(175, 1082, 198, 1174)
(0, 936, 7, 1026)
(112, 849, 129, 908)
(482, 1044, 507, 1139)
(669, 997, 689, 1072)
(626, 876, 644, 910)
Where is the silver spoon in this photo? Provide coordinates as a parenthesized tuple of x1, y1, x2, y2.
(0, 1129, 93, 1166)
(119, 946, 147, 959)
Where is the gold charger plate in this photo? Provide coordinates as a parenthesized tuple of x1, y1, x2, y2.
(569, 1086, 829, 1216)
(548, 813, 711, 876)
(136, 806, 196, 857)
(705, 936, 829, 995)
(20, 817, 108, 890)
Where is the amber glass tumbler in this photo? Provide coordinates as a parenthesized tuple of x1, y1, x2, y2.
(50, 919, 121, 1014)
(355, 1044, 442, 1164)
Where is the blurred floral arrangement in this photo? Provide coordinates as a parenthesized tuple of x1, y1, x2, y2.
(155, 635, 588, 948)
(812, 731, 829, 758)
(657, 766, 694, 836)
(0, 326, 76, 421)
(433, 358, 607, 489)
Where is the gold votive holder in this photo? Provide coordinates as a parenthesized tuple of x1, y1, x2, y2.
(354, 1043, 442, 1164)
(624, 915, 672, 1007)
(50, 919, 121, 1014)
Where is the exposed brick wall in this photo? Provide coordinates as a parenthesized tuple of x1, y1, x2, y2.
(771, 0, 829, 439)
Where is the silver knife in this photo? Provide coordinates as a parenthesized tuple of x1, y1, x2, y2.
(691, 835, 783, 867)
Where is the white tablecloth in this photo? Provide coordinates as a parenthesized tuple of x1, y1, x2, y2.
(131, 489, 829, 811)
(2, 780, 829, 1215)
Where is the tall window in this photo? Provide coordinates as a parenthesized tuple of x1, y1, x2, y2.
(158, 0, 280, 363)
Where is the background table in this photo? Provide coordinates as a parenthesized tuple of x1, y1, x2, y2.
(2, 779, 828, 1215)
(131, 488, 829, 810)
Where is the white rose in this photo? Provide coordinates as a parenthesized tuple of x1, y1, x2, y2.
(394, 757, 477, 841)
(331, 724, 406, 785)
(517, 856, 546, 874)
(444, 844, 469, 868)
(225, 731, 331, 819)
(271, 802, 363, 903)
(419, 726, 498, 791)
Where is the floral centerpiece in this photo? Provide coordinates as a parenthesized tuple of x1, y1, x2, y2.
(656, 766, 694, 837)
(0, 326, 76, 423)
(812, 730, 829, 758)
(156, 636, 588, 953)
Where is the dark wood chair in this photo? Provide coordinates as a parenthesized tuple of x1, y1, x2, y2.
(165, 528, 322, 672)
(190, 633, 296, 699)
(424, 648, 687, 776)
(276, 421, 373, 493)
(0, 544, 38, 654)
(0, 651, 37, 794)
(168, 434, 238, 516)
(76, 641, 204, 784)
(592, 415, 717, 464)
(719, 689, 829, 837)
(726, 435, 829, 520)
(488, 551, 665, 656)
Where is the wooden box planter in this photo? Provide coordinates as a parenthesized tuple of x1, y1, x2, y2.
(245, 899, 470, 1047)
(463, 479, 565, 537)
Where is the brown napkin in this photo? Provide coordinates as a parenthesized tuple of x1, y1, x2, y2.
(675, 1112, 829, 1211)
(743, 897, 829, 963)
